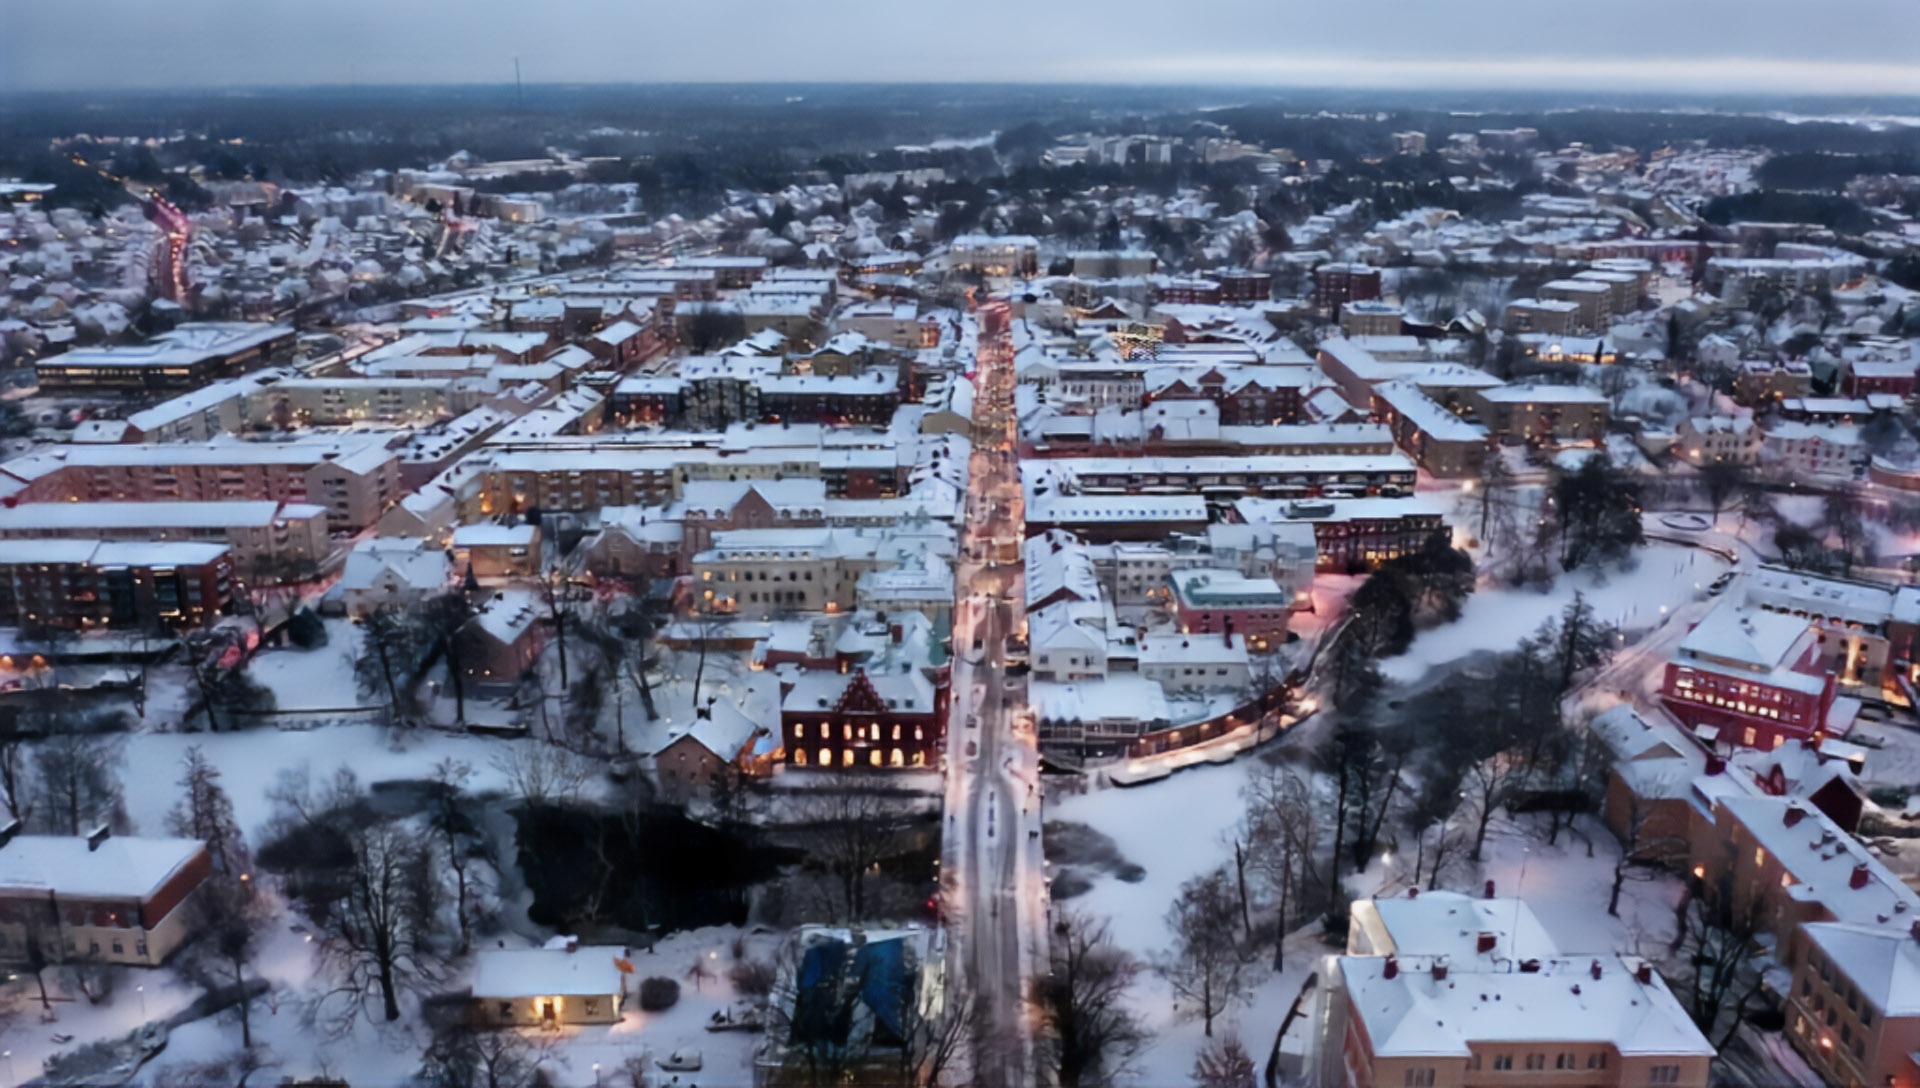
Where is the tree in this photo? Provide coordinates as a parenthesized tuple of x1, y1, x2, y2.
(35, 729, 124, 836)
(423, 759, 486, 955)
(1320, 710, 1412, 877)
(493, 745, 592, 808)
(1774, 521, 1828, 570)
(1381, 535, 1476, 623)
(1320, 626, 1381, 715)
(1034, 912, 1146, 1087)
(314, 820, 441, 1027)
(1671, 886, 1766, 1050)
(1163, 868, 1254, 1037)
(794, 775, 916, 921)
(355, 606, 421, 725)
(420, 1016, 549, 1088)
(1607, 794, 1686, 918)
(1191, 1031, 1259, 1088)
(1825, 492, 1875, 578)
(180, 630, 273, 732)
(1241, 766, 1319, 963)
(167, 746, 247, 877)
(1549, 456, 1644, 570)
(1538, 591, 1616, 696)
(1696, 460, 1748, 524)
(188, 874, 265, 1049)
(888, 976, 974, 1088)
(1344, 573, 1414, 658)
(537, 563, 576, 690)
(419, 593, 476, 724)
(0, 735, 34, 828)
(684, 306, 747, 352)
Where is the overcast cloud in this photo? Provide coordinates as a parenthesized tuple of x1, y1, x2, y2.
(5, 0, 1920, 94)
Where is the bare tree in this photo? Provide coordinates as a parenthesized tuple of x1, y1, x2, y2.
(1034, 911, 1147, 1087)
(1241, 765, 1319, 964)
(1696, 460, 1748, 524)
(355, 606, 421, 725)
(187, 873, 266, 1048)
(419, 593, 476, 724)
(314, 820, 442, 1028)
(1163, 868, 1254, 1037)
(890, 974, 976, 1088)
(0, 734, 34, 827)
(167, 745, 248, 877)
(35, 729, 124, 836)
(1670, 889, 1766, 1050)
(492, 745, 592, 808)
(424, 758, 488, 954)
(1607, 794, 1687, 917)
(793, 774, 917, 922)
(419, 1015, 551, 1088)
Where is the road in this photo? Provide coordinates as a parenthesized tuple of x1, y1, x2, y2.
(944, 306, 1041, 1088)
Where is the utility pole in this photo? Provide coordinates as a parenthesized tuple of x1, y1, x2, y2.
(514, 57, 524, 110)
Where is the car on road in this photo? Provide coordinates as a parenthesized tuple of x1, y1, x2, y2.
(1707, 571, 1736, 595)
(965, 739, 978, 758)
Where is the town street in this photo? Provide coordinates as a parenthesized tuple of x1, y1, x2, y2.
(944, 306, 1043, 1087)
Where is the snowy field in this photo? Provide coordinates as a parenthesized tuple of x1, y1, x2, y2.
(1382, 542, 1726, 682)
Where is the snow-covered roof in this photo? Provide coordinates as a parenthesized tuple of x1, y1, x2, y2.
(0, 834, 205, 900)
(471, 947, 623, 999)
(1677, 599, 1813, 672)
(1341, 954, 1714, 1058)
(1351, 891, 1560, 964)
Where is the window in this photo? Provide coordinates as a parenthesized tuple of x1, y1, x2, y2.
(1524, 1052, 1544, 1070)
(136, 939, 146, 956)
(1403, 1070, 1434, 1087)
(1492, 1054, 1512, 1071)
(112, 940, 124, 955)
(1649, 1065, 1681, 1085)
(584, 998, 600, 1016)
(499, 1001, 514, 1019)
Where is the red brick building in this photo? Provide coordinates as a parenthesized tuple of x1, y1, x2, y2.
(1314, 262, 1381, 317)
(1661, 603, 1839, 751)
(0, 540, 233, 630)
(780, 667, 945, 770)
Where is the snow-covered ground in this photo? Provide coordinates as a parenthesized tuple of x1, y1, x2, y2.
(1050, 759, 1307, 1086)
(1383, 542, 1725, 682)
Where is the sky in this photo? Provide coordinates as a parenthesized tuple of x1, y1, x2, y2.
(5, 0, 1920, 96)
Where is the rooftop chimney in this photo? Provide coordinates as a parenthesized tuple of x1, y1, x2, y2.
(1520, 959, 1541, 973)
(1784, 806, 1806, 827)
(86, 825, 110, 852)
(1590, 959, 1603, 981)
(1477, 932, 1497, 954)
(1432, 959, 1449, 982)
(1484, 879, 1496, 899)
(1851, 864, 1872, 890)
(1635, 963, 1654, 985)
(1704, 756, 1726, 776)
(1383, 957, 1399, 980)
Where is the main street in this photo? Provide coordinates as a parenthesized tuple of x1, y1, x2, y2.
(943, 303, 1043, 1088)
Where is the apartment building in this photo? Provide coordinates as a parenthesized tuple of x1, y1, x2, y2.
(0, 439, 402, 532)
(1464, 383, 1610, 445)
(35, 322, 295, 394)
(0, 499, 332, 574)
(1166, 567, 1291, 651)
(0, 539, 232, 629)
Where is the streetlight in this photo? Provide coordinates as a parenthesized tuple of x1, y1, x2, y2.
(137, 984, 147, 1018)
